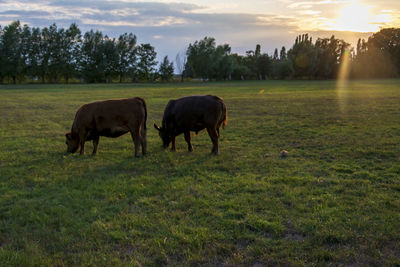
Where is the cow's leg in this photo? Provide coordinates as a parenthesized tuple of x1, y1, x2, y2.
(184, 131, 193, 152)
(206, 127, 219, 155)
(140, 126, 147, 155)
(79, 131, 87, 155)
(92, 136, 99, 155)
(127, 122, 141, 157)
(130, 130, 140, 157)
(171, 136, 176, 151)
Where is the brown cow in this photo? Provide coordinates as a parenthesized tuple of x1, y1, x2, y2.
(154, 95, 227, 155)
(65, 97, 147, 157)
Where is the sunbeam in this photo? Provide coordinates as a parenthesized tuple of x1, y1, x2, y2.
(337, 48, 351, 113)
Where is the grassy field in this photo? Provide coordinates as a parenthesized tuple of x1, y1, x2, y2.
(0, 80, 399, 265)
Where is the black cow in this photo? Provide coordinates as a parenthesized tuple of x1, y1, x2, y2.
(154, 95, 227, 155)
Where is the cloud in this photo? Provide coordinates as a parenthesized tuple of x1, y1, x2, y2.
(287, 0, 348, 9)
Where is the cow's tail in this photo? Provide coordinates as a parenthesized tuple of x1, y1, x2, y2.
(136, 97, 147, 135)
(219, 98, 227, 130)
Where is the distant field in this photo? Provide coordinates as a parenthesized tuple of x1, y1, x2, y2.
(1, 80, 399, 265)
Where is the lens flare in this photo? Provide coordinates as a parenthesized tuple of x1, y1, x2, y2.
(337, 49, 351, 113)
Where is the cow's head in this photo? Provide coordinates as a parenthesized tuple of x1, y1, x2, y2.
(65, 132, 79, 153)
(154, 123, 171, 149)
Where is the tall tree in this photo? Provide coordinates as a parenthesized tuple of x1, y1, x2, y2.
(80, 30, 106, 82)
(137, 43, 157, 81)
(213, 44, 233, 80)
(351, 29, 400, 78)
(280, 46, 287, 60)
(19, 24, 33, 82)
(186, 37, 216, 80)
(1, 21, 23, 84)
(314, 35, 351, 79)
(0, 25, 4, 83)
(243, 45, 258, 79)
(230, 53, 250, 80)
(367, 28, 400, 76)
(39, 24, 62, 83)
(116, 33, 137, 83)
(25, 27, 42, 81)
(159, 56, 174, 81)
(257, 53, 272, 80)
(44, 23, 65, 82)
(60, 23, 81, 83)
(255, 44, 261, 57)
(288, 34, 317, 79)
(273, 48, 279, 61)
(102, 36, 118, 83)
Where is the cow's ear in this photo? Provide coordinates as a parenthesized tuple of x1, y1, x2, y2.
(153, 123, 160, 131)
(66, 132, 72, 140)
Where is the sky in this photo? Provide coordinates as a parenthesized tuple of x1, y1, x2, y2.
(1, 0, 399, 62)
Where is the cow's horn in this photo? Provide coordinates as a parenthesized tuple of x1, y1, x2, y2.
(153, 122, 160, 131)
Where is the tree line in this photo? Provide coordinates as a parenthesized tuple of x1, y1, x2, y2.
(1, 20, 399, 84)
(0, 21, 173, 84)
(184, 28, 400, 81)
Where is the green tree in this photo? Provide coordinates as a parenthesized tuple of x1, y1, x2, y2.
(230, 53, 250, 80)
(19, 24, 33, 82)
(273, 48, 279, 61)
(80, 30, 106, 82)
(38, 26, 51, 83)
(213, 44, 233, 80)
(186, 37, 234, 80)
(45, 24, 65, 82)
(103, 36, 118, 83)
(314, 35, 351, 79)
(288, 34, 317, 79)
(39, 24, 64, 83)
(275, 59, 293, 79)
(366, 28, 400, 77)
(256, 53, 272, 80)
(243, 47, 258, 79)
(1, 21, 23, 84)
(159, 56, 174, 81)
(255, 44, 261, 57)
(244, 45, 271, 80)
(280, 46, 287, 60)
(25, 27, 42, 81)
(0, 25, 4, 83)
(116, 33, 137, 83)
(186, 37, 216, 80)
(60, 23, 81, 83)
(137, 43, 157, 81)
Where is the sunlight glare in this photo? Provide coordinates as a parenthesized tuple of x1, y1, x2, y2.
(337, 48, 351, 113)
(330, 1, 390, 32)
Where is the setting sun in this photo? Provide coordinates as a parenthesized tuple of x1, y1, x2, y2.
(330, 1, 391, 32)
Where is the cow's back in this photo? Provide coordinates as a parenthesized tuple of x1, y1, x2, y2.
(73, 97, 146, 135)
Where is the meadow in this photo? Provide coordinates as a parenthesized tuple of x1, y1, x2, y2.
(0, 80, 399, 265)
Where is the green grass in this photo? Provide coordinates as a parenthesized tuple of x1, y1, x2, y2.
(1, 80, 399, 265)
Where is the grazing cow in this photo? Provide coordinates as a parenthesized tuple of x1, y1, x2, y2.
(154, 95, 227, 155)
(65, 97, 147, 157)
